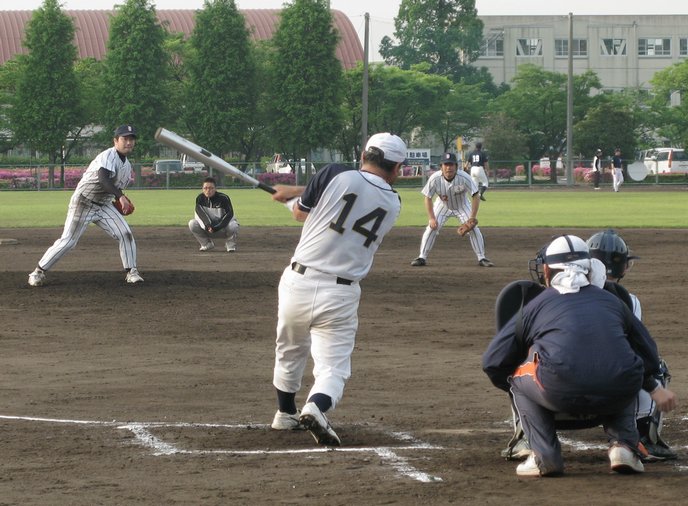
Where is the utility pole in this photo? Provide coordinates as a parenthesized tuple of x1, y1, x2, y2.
(566, 12, 574, 186)
(361, 12, 370, 161)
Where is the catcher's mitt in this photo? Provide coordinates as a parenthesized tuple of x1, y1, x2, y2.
(457, 217, 477, 237)
(113, 195, 135, 216)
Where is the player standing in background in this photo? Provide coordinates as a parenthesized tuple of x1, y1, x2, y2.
(591, 148, 603, 190)
(611, 148, 624, 192)
(188, 177, 239, 252)
(269, 133, 406, 446)
(28, 125, 143, 286)
(587, 229, 677, 460)
(467, 142, 489, 201)
(411, 152, 493, 268)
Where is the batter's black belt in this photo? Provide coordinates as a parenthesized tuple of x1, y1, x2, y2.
(291, 262, 353, 285)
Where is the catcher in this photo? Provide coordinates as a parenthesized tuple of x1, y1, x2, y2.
(28, 124, 143, 287)
(410, 152, 494, 267)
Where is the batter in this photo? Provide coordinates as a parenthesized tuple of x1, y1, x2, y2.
(28, 125, 143, 286)
(269, 132, 405, 446)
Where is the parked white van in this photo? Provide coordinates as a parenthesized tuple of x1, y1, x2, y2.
(642, 148, 688, 174)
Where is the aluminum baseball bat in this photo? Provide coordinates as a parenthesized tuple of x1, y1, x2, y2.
(154, 127, 276, 194)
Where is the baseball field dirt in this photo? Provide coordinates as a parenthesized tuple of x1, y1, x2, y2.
(1, 226, 686, 505)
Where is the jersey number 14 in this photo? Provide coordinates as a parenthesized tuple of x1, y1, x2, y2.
(329, 193, 387, 248)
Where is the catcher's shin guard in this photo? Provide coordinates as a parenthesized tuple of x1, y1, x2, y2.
(638, 359, 676, 460)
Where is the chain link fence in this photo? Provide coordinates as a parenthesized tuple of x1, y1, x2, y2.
(1, 159, 686, 191)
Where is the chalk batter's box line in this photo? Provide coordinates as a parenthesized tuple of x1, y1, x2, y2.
(0, 415, 444, 483)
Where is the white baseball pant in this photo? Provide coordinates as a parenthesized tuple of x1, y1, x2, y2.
(273, 265, 361, 410)
(417, 200, 486, 261)
(38, 193, 137, 271)
(612, 168, 624, 192)
(188, 218, 239, 249)
(470, 165, 489, 188)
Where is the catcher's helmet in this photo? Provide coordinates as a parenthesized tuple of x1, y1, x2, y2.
(586, 229, 635, 280)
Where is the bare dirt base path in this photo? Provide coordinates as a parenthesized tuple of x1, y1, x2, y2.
(1, 227, 687, 505)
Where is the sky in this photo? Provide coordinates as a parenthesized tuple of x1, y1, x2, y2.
(10, 0, 688, 61)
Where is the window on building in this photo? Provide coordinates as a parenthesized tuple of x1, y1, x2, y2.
(639, 38, 671, 56)
(480, 33, 504, 57)
(680, 38, 687, 56)
(555, 39, 588, 57)
(517, 38, 542, 56)
(600, 38, 627, 56)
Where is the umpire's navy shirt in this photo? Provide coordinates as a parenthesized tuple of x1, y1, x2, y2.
(483, 285, 661, 404)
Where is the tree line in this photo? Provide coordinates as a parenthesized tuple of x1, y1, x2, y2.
(0, 0, 686, 168)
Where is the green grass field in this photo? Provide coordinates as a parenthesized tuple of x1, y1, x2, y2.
(0, 188, 686, 228)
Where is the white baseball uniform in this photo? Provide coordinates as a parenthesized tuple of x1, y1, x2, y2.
(612, 153, 624, 192)
(416, 169, 487, 261)
(273, 164, 401, 409)
(36, 146, 137, 271)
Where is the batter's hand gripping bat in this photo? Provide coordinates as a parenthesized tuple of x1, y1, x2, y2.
(154, 127, 276, 194)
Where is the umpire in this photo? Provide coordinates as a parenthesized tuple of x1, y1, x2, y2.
(482, 235, 677, 477)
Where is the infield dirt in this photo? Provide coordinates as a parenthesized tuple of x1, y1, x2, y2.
(1, 226, 686, 505)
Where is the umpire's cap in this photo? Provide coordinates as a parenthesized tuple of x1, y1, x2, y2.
(114, 125, 137, 138)
(544, 235, 590, 270)
(440, 152, 458, 165)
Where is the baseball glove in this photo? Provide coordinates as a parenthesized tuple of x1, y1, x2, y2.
(457, 217, 478, 237)
(113, 195, 135, 216)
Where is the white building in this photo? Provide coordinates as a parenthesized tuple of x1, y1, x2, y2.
(477, 15, 688, 91)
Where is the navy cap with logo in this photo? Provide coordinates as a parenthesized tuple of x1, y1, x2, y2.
(440, 152, 458, 165)
(114, 125, 137, 138)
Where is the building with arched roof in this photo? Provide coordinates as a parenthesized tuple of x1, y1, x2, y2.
(0, 9, 363, 68)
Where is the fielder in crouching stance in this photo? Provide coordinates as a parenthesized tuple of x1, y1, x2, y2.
(410, 152, 493, 268)
(188, 177, 239, 252)
(28, 125, 143, 287)
(269, 132, 405, 446)
(483, 235, 677, 477)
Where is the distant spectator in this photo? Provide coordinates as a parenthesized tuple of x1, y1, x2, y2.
(592, 148, 603, 190)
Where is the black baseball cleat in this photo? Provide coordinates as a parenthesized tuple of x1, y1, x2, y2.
(480, 194, 487, 201)
(411, 258, 426, 267)
(478, 258, 494, 267)
(640, 437, 678, 461)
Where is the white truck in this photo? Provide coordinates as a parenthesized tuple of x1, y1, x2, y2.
(641, 148, 688, 174)
(180, 154, 207, 173)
